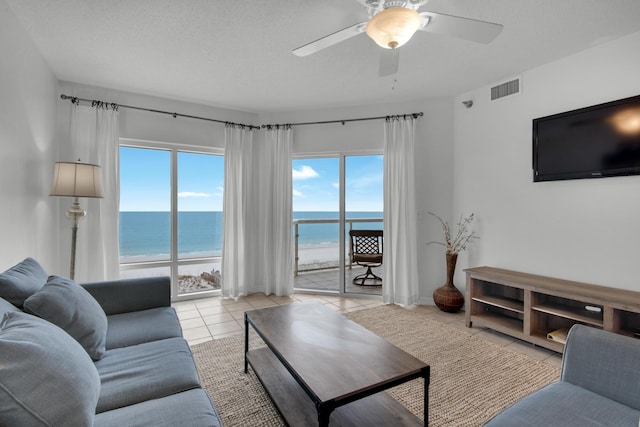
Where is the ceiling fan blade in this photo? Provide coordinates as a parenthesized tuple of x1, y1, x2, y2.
(418, 11, 503, 44)
(379, 49, 399, 77)
(292, 22, 367, 57)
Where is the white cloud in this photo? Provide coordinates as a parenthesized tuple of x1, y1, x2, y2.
(293, 189, 305, 198)
(332, 182, 339, 189)
(178, 192, 212, 198)
(292, 165, 319, 180)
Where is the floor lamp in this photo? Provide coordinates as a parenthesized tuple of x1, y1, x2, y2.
(50, 160, 104, 280)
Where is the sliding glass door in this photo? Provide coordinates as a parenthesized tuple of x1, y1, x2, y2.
(292, 157, 340, 292)
(292, 154, 383, 295)
(176, 151, 224, 297)
(119, 141, 224, 300)
(345, 155, 383, 295)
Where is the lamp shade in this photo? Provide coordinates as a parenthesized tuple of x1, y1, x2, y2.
(366, 7, 421, 49)
(50, 161, 104, 198)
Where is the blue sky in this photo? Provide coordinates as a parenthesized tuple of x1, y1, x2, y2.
(120, 147, 171, 211)
(292, 156, 383, 211)
(120, 147, 383, 212)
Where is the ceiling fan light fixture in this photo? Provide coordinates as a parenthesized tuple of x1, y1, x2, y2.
(365, 7, 421, 49)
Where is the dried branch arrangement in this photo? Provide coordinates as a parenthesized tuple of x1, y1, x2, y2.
(428, 212, 479, 255)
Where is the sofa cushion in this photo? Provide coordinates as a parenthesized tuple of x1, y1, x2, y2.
(483, 381, 640, 427)
(24, 275, 108, 360)
(106, 307, 183, 350)
(0, 297, 20, 318)
(95, 337, 201, 413)
(94, 388, 222, 427)
(0, 257, 47, 308)
(0, 312, 100, 426)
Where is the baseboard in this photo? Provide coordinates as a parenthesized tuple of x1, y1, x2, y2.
(419, 296, 435, 306)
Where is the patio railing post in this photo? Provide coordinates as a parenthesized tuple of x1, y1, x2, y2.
(294, 222, 299, 276)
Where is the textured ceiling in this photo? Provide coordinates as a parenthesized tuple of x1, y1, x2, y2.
(7, 0, 640, 112)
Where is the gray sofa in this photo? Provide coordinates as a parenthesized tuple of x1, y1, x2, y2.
(0, 257, 222, 426)
(483, 324, 640, 427)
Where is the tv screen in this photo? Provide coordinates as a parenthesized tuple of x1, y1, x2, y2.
(533, 94, 640, 182)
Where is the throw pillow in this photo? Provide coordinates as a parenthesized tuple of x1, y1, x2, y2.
(0, 312, 100, 426)
(24, 275, 108, 360)
(0, 257, 48, 308)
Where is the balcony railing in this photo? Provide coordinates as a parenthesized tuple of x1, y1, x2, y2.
(120, 217, 383, 292)
(293, 217, 383, 276)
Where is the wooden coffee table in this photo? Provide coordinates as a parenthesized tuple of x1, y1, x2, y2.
(244, 302, 429, 426)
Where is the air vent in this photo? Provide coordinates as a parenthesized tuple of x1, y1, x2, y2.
(491, 78, 520, 101)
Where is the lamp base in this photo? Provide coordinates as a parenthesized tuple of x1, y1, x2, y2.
(66, 198, 87, 280)
(66, 199, 87, 221)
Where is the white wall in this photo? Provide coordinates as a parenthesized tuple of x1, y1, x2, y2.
(454, 30, 640, 291)
(0, 0, 59, 272)
(263, 98, 455, 304)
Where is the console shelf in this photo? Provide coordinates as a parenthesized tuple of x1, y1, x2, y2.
(465, 267, 640, 353)
(473, 295, 524, 314)
(531, 303, 603, 327)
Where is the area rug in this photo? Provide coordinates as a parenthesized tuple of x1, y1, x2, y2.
(191, 305, 560, 426)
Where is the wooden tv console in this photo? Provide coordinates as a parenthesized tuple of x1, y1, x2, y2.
(465, 266, 640, 353)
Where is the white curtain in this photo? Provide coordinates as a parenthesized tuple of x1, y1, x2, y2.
(69, 103, 120, 282)
(383, 116, 419, 306)
(257, 126, 294, 296)
(221, 125, 254, 297)
(221, 125, 293, 297)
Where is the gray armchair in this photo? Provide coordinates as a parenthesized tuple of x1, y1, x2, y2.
(483, 324, 640, 426)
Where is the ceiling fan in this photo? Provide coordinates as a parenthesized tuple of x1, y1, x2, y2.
(292, 0, 503, 76)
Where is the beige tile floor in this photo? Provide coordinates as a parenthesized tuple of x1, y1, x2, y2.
(173, 293, 563, 368)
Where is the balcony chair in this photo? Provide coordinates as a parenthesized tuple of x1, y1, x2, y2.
(349, 229, 383, 286)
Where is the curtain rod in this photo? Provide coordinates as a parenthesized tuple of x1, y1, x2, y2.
(60, 94, 423, 130)
(262, 112, 423, 128)
(60, 94, 261, 130)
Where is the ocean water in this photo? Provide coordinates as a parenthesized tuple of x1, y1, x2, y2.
(119, 211, 383, 260)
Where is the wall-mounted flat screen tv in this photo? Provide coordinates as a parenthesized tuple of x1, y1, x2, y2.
(533, 94, 640, 182)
